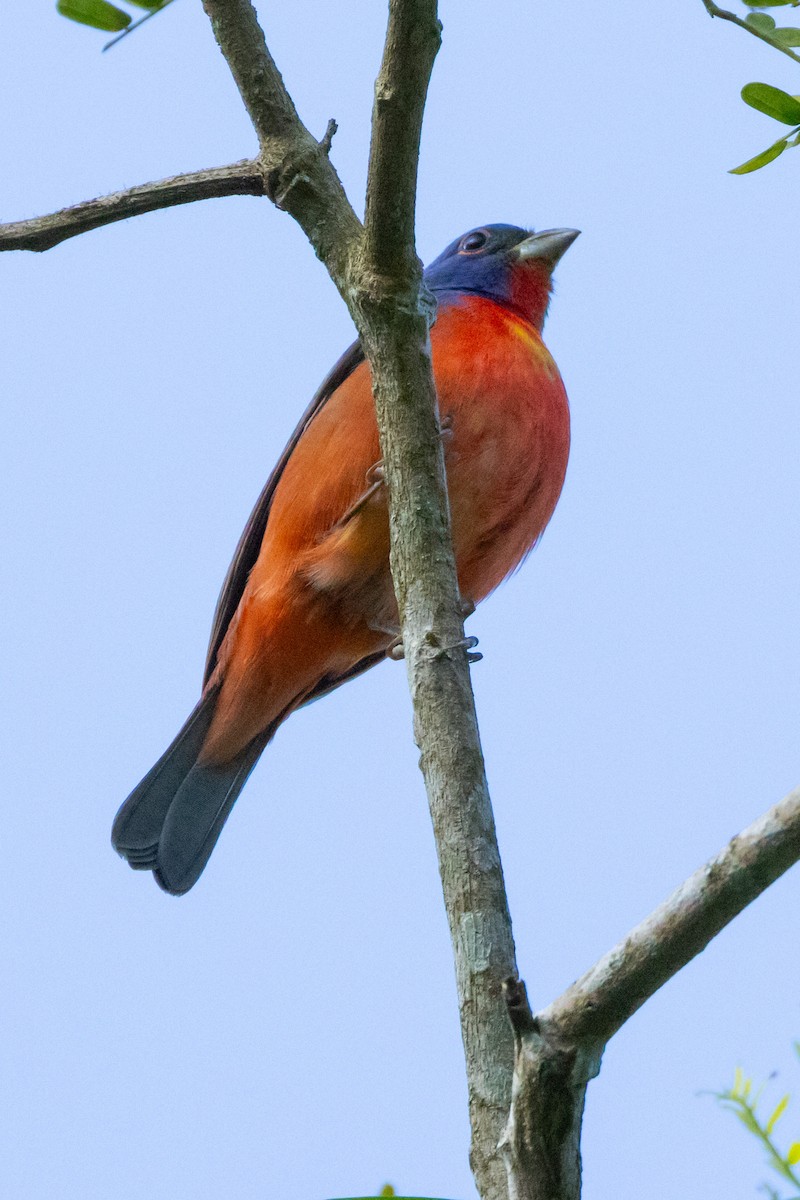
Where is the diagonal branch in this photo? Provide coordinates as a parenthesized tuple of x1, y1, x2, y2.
(500, 785, 800, 1200)
(0, 161, 265, 253)
(201, 0, 363, 287)
(701, 0, 800, 64)
(546, 784, 800, 1043)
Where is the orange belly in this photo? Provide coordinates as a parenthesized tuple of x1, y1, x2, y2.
(202, 295, 570, 763)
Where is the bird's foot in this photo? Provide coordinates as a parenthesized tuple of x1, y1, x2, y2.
(383, 620, 481, 665)
(422, 630, 482, 664)
(387, 635, 405, 661)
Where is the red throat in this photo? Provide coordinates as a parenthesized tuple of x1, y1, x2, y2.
(508, 262, 553, 330)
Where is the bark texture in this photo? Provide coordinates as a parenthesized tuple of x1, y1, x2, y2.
(0, 162, 264, 252)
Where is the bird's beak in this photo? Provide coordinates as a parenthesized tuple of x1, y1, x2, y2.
(513, 228, 580, 269)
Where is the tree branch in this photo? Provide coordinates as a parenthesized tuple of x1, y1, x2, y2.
(364, 0, 434, 277)
(358, 7, 517, 1197)
(547, 784, 800, 1043)
(201, 0, 363, 286)
(500, 785, 800, 1199)
(200, 2, 516, 1195)
(0, 161, 265, 253)
(701, 0, 800, 65)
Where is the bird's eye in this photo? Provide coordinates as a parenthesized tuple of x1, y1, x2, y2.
(459, 230, 489, 254)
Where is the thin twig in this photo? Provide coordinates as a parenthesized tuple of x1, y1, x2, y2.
(0, 161, 264, 253)
(702, 0, 800, 65)
(103, 0, 175, 53)
(318, 118, 338, 156)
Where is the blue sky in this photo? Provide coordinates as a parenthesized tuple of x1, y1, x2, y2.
(2, 2, 799, 1198)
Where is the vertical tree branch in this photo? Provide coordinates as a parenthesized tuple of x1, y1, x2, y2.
(499, 980, 598, 1200)
(360, 5, 518, 1196)
(201, 2, 518, 1194)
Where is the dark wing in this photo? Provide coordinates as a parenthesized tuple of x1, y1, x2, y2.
(203, 338, 365, 684)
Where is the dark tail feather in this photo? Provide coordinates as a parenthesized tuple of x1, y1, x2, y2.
(153, 733, 267, 895)
(111, 686, 268, 895)
(112, 689, 219, 868)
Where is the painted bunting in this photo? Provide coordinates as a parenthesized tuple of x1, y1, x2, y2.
(112, 223, 578, 894)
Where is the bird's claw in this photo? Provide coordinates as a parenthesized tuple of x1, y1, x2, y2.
(455, 634, 483, 663)
(423, 631, 482, 663)
(389, 629, 482, 664)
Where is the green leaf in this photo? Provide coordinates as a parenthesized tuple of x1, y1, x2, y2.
(788, 1141, 800, 1164)
(56, 0, 131, 31)
(744, 0, 794, 7)
(741, 82, 800, 123)
(746, 12, 777, 28)
(126, 0, 166, 8)
(773, 25, 800, 42)
(729, 136, 789, 172)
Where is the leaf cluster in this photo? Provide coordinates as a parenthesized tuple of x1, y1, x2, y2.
(714, 1046, 800, 1198)
(744, 0, 800, 47)
(732, 81, 800, 171)
(730, 0, 800, 171)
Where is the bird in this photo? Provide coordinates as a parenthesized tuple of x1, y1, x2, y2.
(112, 222, 579, 895)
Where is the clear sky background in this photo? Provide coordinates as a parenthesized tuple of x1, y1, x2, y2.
(2, 2, 799, 1198)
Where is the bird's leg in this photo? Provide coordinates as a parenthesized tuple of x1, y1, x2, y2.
(454, 592, 480, 660)
(365, 615, 403, 658)
(333, 461, 385, 528)
(387, 636, 405, 661)
(339, 426, 448, 532)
